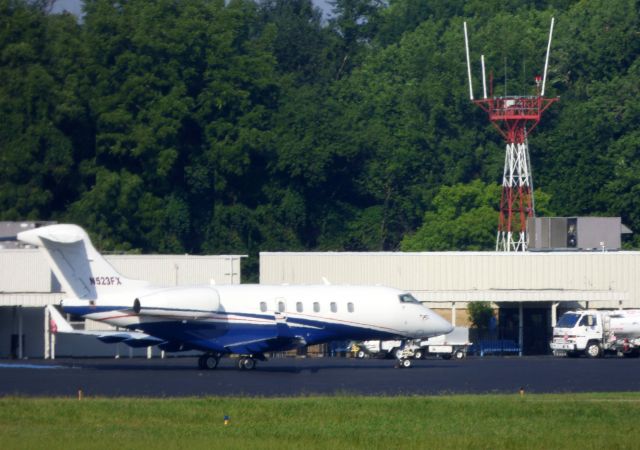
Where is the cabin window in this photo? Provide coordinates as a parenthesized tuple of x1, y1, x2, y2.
(260, 302, 267, 312)
(347, 302, 354, 313)
(399, 293, 420, 304)
(278, 301, 285, 313)
(296, 301, 303, 313)
(330, 302, 337, 313)
(313, 302, 320, 313)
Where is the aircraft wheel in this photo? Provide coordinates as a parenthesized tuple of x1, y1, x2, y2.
(243, 358, 257, 370)
(199, 354, 219, 370)
(237, 357, 257, 370)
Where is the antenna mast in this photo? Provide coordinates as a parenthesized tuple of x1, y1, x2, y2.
(464, 22, 474, 100)
(463, 19, 558, 252)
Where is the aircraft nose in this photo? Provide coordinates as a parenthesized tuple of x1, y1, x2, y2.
(436, 315, 454, 335)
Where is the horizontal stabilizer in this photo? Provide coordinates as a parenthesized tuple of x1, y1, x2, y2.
(96, 334, 130, 344)
(46, 305, 163, 347)
(121, 336, 165, 348)
(46, 305, 75, 333)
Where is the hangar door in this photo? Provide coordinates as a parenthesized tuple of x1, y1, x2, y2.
(498, 306, 552, 355)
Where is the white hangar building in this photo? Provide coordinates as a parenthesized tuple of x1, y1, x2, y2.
(259, 251, 635, 354)
(0, 247, 244, 359)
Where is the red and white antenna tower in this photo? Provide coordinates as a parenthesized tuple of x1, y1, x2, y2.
(464, 18, 558, 252)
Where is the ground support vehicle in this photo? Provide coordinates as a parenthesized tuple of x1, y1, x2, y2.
(415, 327, 471, 360)
(550, 309, 640, 358)
(355, 327, 471, 361)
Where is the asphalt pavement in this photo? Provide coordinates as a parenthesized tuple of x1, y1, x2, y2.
(1, 355, 639, 397)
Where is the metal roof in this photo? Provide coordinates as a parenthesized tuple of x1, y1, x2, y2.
(412, 289, 627, 303)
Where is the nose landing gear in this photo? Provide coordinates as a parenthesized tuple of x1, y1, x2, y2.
(394, 347, 413, 368)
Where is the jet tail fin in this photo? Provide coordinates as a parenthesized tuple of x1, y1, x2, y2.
(19, 224, 149, 300)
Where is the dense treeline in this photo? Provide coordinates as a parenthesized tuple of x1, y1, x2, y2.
(1, 0, 638, 279)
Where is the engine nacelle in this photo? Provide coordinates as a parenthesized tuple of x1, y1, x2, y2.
(133, 286, 220, 319)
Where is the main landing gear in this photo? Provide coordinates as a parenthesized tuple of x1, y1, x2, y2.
(236, 357, 257, 370)
(198, 353, 221, 370)
(197, 353, 264, 370)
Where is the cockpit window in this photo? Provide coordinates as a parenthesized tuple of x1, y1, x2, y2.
(399, 294, 420, 304)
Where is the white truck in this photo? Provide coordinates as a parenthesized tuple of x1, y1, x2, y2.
(550, 309, 640, 358)
(356, 327, 471, 360)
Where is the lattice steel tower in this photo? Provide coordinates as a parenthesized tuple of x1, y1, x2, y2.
(464, 18, 558, 252)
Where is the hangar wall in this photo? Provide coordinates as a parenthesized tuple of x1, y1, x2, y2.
(0, 250, 244, 293)
(259, 251, 640, 309)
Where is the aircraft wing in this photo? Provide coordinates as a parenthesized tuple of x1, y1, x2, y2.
(46, 305, 165, 348)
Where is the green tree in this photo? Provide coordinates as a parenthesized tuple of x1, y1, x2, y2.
(401, 180, 553, 251)
(1, 0, 639, 267)
(467, 301, 494, 329)
(0, 0, 88, 220)
(258, 0, 338, 84)
(70, 0, 282, 255)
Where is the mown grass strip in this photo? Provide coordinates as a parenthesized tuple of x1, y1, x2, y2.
(1, 393, 639, 449)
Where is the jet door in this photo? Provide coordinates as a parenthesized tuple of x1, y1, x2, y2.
(272, 297, 294, 338)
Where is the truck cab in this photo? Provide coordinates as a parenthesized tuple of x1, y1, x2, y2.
(551, 310, 604, 358)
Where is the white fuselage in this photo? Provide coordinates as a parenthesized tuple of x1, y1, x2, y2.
(61, 284, 453, 354)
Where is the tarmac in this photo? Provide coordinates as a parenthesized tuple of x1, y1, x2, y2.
(1, 355, 639, 397)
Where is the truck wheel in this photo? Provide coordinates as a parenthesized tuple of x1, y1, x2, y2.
(413, 350, 423, 360)
(357, 350, 366, 359)
(585, 342, 602, 358)
(454, 350, 465, 360)
(394, 348, 404, 359)
(401, 359, 412, 368)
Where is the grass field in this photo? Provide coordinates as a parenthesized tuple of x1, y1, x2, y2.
(1, 393, 639, 449)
